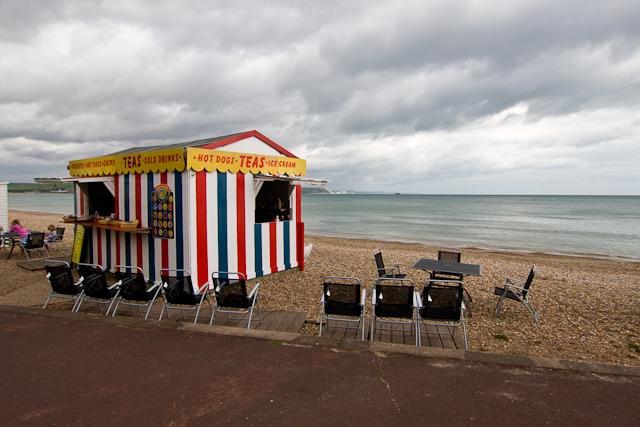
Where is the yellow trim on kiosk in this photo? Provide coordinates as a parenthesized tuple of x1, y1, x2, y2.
(69, 147, 305, 176)
(69, 148, 185, 177)
(186, 148, 306, 176)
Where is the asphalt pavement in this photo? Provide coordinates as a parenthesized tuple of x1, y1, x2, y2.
(2, 305, 639, 426)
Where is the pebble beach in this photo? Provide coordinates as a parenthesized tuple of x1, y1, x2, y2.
(3, 209, 640, 367)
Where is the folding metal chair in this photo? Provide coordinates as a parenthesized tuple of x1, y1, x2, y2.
(415, 280, 468, 350)
(43, 260, 84, 310)
(111, 265, 162, 319)
(159, 269, 214, 324)
(374, 248, 406, 279)
(319, 276, 367, 340)
(20, 232, 50, 261)
(75, 263, 120, 315)
(52, 226, 68, 250)
(211, 271, 261, 329)
(370, 277, 416, 342)
(494, 265, 539, 325)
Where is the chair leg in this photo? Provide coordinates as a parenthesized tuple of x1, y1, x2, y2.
(524, 300, 540, 325)
(370, 316, 376, 342)
(247, 306, 253, 329)
(461, 312, 468, 351)
(255, 297, 262, 323)
(71, 292, 83, 312)
(144, 303, 154, 320)
(494, 293, 507, 318)
(249, 297, 262, 328)
(462, 294, 473, 317)
(111, 299, 121, 317)
(43, 293, 54, 309)
(206, 298, 215, 325)
(194, 304, 202, 324)
(105, 297, 118, 316)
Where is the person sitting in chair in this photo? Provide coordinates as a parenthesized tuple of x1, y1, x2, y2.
(44, 224, 56, 251)
(10, 219, 30, 244)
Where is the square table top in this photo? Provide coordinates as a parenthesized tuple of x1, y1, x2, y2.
(411, 258, 482, 277)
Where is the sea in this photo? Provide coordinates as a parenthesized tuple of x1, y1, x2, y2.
(8, 192, 640, 261)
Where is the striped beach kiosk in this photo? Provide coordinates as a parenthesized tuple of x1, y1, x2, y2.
(65, 130, 322, 289)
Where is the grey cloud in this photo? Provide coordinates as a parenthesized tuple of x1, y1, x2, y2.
(1, 0, 640, 193)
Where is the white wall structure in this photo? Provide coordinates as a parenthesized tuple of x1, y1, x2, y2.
(0, 182, 8, 231)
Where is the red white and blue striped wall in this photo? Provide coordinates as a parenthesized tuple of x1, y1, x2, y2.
(76, 170, 304, 289)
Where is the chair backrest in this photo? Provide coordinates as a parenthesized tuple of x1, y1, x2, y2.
(212, 272, 249, 308)
(26, 232, 45, 249)
(114, 266, 149, 301)
(44, 260, 79, 295)
(374, 278, 414, 319)
(77, 264, 110, 298)
(161, 269, 197, 305)
(56, 227, 65, 238)
(420, 282, 464, 322)
(438, 248, 461, 263)
(522, 265, 536, 298)
(323, 277, 361, 317)
(374, 249, 387, 278)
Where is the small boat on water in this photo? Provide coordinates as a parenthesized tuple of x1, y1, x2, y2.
(50, 184, 68, 193)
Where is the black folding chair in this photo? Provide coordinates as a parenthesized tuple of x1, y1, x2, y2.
(52, 226, 68, 250)
(159, 269, 214, 324)
(211, 271, 261, 329)
(319, 276, 366, 340)
(370, 277, 416, 342)
(415, 280, 468, 350)
(20, 232, 50, 261)
(75, 263, 120, 315)
(494, 265, 539, 325)
(374, 248, 406, 279)
(111, 265, 162, 319)
(430, 247, 463, 280)
(43, 260, 84, 310)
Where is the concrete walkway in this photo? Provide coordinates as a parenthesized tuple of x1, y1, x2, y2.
(2, 305, 639, 426)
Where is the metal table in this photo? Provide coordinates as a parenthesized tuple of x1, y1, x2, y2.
(2, 232, 20, 259)
(412, 258, 482, 317)
(411, 258, 482, 277)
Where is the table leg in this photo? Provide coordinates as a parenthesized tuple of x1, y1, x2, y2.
(7, 239, 18, 259)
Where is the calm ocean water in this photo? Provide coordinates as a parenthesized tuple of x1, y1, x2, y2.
(302, 194, 640, 261)
(8, 192, 640, 260)
(8, 192, 75, 215)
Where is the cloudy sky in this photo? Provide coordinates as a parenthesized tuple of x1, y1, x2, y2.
(1, 0, 639, 194)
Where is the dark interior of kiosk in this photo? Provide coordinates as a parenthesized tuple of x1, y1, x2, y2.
(255, 180, 291, 223)
(81, 182, 115, 217)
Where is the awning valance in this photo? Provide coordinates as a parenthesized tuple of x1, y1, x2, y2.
(186, 148, 306, 176)
(69, 147, 306, 177)
(69, 148, 185, 177)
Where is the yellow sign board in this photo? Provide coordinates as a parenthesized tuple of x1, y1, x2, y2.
(69, 148, 186, 177)
(71, 225, 85, 266)
(69, 147, 305, 176)
(186, 148, 306, 176)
